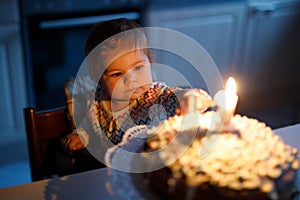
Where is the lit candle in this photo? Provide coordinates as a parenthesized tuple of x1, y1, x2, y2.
(214, 77, 238, 125)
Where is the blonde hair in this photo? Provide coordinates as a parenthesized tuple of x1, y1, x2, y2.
(85, 18, 152, 82)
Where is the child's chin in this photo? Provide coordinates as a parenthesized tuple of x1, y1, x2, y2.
(129, 93, 142, 100)
(130, 88, 146, 98)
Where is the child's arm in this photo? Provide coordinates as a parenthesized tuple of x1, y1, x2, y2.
(61, 123, 90, 151)
(61, 131, 85, 151)
(180, 89, 213, 115)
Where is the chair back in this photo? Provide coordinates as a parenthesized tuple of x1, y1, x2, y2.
(24, 107, 73, 181)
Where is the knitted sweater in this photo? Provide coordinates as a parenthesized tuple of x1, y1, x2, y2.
(77, 82, 211, 145)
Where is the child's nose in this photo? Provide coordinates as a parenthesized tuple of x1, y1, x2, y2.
(123, 71, 137, 83)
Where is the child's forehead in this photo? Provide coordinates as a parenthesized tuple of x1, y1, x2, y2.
(98, 31, 148, 62)
(105, 50, 148, 71)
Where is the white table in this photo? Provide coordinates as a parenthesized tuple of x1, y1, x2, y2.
(274, 123, 300, 150)
(0, 124, 299, 200)
(0, 168, 115, 200)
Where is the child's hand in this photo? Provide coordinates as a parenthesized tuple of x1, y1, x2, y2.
(180, 90, 213, 115)
(61, 133, 85, 151)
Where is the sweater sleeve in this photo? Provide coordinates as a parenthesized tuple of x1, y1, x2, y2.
(159, 85, 212, 116)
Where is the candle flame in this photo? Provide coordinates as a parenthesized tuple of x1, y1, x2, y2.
(225, 77, 238, 111)
(226, 77, 237, 95)
(213, 76, 239, 125)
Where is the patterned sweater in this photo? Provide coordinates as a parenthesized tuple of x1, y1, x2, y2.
(77, 82, 211, 146)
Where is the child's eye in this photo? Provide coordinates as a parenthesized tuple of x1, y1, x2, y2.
(134, 65, 144, 71)
(110, 72, 123, 77)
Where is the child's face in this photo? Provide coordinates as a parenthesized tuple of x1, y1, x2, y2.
(101, 50, 152, 102)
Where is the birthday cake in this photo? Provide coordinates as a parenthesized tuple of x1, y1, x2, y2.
(142, 111, 299, 200)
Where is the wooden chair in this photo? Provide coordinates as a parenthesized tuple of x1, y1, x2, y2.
(24, 107, 75, 181)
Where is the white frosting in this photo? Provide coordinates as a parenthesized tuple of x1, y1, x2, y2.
(145, 112, 299, 195)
